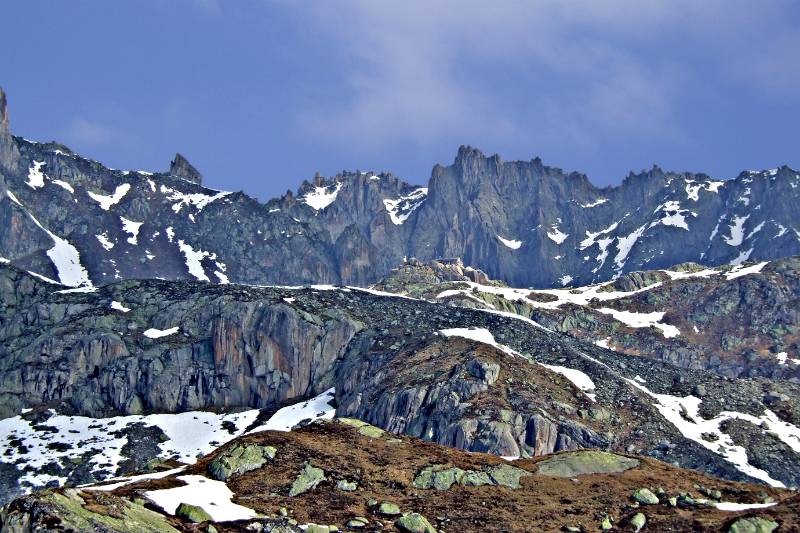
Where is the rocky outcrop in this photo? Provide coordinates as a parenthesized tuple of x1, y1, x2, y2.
(168, 153, 202, 185)
(0, 87, 20, 174)
(0, 268, 362, 419)
(335, 337, 609, 458)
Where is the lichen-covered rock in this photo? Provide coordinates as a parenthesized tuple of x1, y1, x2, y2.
(0, 489, 179, 532)
(208, 443, 277, 481)
(175, 502, 213, 523)
(336, 479, 358, 491)
(395, 512, 436, 533)
(630, 512, 646, 532)
(632, 488, 659, 505)
(486, 464, 532, 489)
(288, 463, 326, 496)
(535, 451, 640, 478)
(728, 517, 779, 533)
(376, 501, 401, 516)
(412, 463, 530, 490)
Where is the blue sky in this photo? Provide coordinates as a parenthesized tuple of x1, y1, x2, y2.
(2, 1, 799, 199)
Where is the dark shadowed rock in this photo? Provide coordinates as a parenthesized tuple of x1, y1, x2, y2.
(0, 87, 20, 173)
(169, 153, 203, 185)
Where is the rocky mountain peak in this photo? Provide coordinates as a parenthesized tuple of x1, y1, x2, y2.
(168, 152, 203, 185)
(0, 86, 20, 172)
(0, 86, 9, 136)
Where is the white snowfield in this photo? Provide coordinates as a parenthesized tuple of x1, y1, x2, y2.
(439, 327, 519, 357)
(25, 161, 47, 189)
(110, 300, 131, 313)
(143, 326, 180, 339)
(383, 187, 428, 225)
(3, 389, 338, 496)
(248, 388, 336, 433)
(596, 308, 680, 338)
(546, 224, 568, 244)
(119, 217, 142, 245)
(497, 235, 522, 249)
(580, 198, 608, 208)
(541, 364, 597, 401)
(145, 475, 259, 522)
(87, 183, 131, 211)
(301, 182, 342, 211)
(627, 379, 800, 488)
(17, 200, 92, 288)
(159, 184, 231, 214)
(0, 408, 260, 490)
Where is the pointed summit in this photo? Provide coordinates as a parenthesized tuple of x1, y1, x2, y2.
(0, 87, 20, 172)
(169, 153, 203, 185)
(0, 86, 9, 136)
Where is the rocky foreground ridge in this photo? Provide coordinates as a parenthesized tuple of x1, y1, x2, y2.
(1, 262, 799, 505)
(3, 419, 798, 532)
(1, 87, 799, 289)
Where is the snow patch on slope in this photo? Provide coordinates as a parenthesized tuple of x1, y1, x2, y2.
(87, 183, 131, 210)
(497, 235, 522, 249)
(723, 215, 749, 246)
(301, 182, 342, 211)
(119, 217, 142, 245)
(597, 308, 680, 338)
(627, 380, 800, 487)
(546, 224, 568, 244)
(25, 161, 46, 189)
(383, 188, 428, 225)
(249, 388, 336, 433)
(146, 475, 258, 522)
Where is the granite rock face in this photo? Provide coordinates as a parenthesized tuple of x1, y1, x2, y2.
(0, 90, 798, 289)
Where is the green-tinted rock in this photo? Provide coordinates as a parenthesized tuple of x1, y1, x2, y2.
(337, 417, 385, 438)
(175, 502, 213, 523)
(208, 443, 277, 481)
(347, 517, 369, 528)
(289, 463, 326, 496)
(35, 490, 180, 533)
(536, 451, 640, 478)
(377, 502, 401, 516)
(632, 488, 659, 505)
(336, 479, 358, 491)
(728, 517, 779, 533)
(460, 470, 494, 487)
(395, 512, 437, 533)
(207, 526, 219, 533)
(357, 425, 385, 438)
(306, 525, 333, 533)
(630, 513, 646, 532)
(338, 418, 369, 429)
(433, 467, 465, 490)
(601, 516, 613, 530)
(487, 463, 531, 489)
(413, 465, 463, 490)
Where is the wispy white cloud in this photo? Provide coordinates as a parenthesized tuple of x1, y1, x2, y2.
(288, 0, 799, 154)
(62, 116, 117, 147)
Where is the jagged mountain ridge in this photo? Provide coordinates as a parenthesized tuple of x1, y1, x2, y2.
(0, 88, 799, 289)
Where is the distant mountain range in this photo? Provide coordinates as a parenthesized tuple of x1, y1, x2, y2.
(1, 87, 799, 289)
